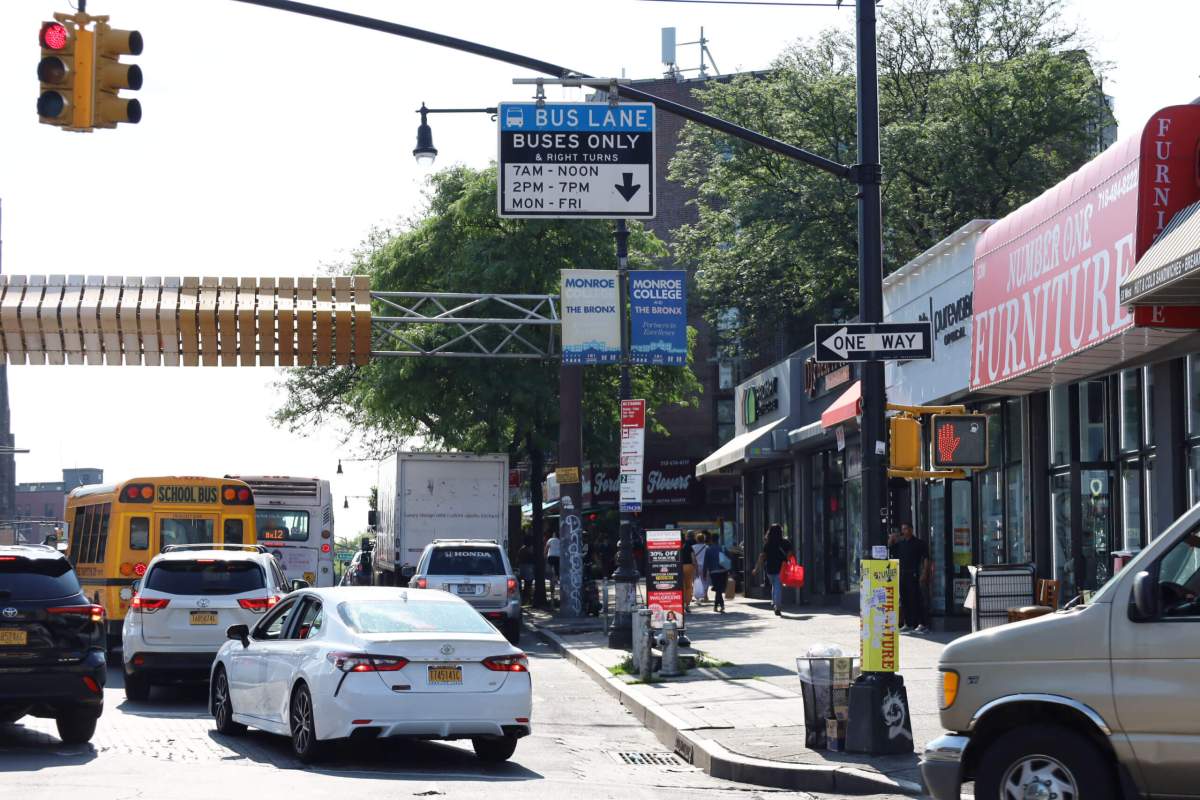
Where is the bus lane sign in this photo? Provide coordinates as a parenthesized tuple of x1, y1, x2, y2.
(497, 101, 655, 219)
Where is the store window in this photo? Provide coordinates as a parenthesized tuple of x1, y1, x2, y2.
(1118, 368, 1156, 550)
(716, 398, 735, 445)
(976, 399, 1024, 564)
(1051, 385, 1071, 466)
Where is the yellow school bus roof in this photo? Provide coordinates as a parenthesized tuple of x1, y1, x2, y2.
(68, 476, 253, 502)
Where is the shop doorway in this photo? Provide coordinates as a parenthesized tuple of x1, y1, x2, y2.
(926, 478, 973, 617)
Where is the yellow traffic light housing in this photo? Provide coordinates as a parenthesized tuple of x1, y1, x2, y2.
(37, 18, 94, 130)
(888, 415, 921, 472)
(92, 21, 142, 128)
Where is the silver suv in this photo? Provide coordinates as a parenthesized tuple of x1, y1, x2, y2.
(411, 540, 521, 644)
(121, 544, 302, 701)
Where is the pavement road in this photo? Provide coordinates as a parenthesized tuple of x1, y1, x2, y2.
(0, 635, 915, 800)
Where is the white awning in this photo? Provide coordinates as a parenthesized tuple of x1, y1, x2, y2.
(695, 419, 786, 478)
(1120, 200, 1200, 305)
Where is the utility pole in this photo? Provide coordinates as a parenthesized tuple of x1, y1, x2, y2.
(557, 362, 584, 617)
(608, 219, 638, 648)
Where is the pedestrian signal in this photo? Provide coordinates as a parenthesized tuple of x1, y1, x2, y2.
(930, 414, 988, 469)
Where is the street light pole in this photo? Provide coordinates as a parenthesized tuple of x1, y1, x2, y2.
(609, 219, 638, 648)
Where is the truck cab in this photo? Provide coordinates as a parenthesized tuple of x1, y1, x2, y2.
(921, 504, 1200, 800)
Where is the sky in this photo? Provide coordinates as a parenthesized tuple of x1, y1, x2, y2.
(0, 0, 1196, 539)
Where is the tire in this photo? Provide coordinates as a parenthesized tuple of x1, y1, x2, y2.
(472, 734, 519, 763)
(975, 724, 1114, 800)
(124, 670, 151, 703)
(55, 711, 97, 745)
(504, 619, 522, 645)
(289, 684, 324, 763)
(211, 667, 246, 736)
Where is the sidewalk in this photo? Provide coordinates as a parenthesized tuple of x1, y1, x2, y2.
(527, 594, 963, 795)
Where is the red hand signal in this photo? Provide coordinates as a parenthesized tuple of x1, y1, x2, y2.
(937, 422, 961, 462)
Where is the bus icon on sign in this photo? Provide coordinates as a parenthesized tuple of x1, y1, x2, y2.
(505, 107, 524, 128)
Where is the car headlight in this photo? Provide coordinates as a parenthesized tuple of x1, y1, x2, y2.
(939, 669, 959, 710)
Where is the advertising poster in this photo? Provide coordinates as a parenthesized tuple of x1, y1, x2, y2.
(630, 270, 687, 365)
(859, 559, 900, 672)
(561, 269, 620, 364)
(619, 399, 646, 512)
(646, 530, 684, 630)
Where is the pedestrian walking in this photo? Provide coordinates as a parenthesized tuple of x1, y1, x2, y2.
(703, 530, 730, 613)
(752, 523, 792, 616)
(545, 528, 561, 606)
(517, 534, 536, 603)
(890, 522, 931, 633)
(680, 531, 696, 607)
(692, 532, 709, 605)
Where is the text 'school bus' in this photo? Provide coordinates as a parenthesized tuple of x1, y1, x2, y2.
(64, 476, 257, 643)
(228, 476, 335, 588)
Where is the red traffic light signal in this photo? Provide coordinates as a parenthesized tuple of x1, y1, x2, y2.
(40, 22, 69, 50)
(930, 414, 989, 469)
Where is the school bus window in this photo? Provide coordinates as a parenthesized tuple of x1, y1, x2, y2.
(224, 519, 244, 545)
(160, 518, 214, 551)
(82, 505, 99, 563)
(96, 504, 111, 561)
(130, 517, 150, 550)
(70, 507, 85, 562)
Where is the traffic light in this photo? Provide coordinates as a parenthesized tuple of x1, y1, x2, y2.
(930, 414, 989, 469)
(92, 21, 142, 128)
(37, 18, 93, 130)
(889, 415, 921, 471)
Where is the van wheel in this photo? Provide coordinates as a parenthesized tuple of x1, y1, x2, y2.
(124, 671, 150, 702)
(472, 734, 518, 763)
(55, 711, 97, 745)
(976, 724, 1113, 800)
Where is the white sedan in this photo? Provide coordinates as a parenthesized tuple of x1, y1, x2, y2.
(208, 586, 532, 763)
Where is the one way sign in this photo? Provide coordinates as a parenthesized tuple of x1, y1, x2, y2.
(814, 322, 933, 363)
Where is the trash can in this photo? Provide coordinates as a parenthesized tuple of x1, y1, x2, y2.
(796, 646, 860, 750)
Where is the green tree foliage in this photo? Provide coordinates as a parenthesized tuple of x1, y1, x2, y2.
(670, 0, 1112, 361)
(274, 165, 701, 464)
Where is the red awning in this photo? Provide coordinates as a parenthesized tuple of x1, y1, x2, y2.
(821, 381, 861, 429)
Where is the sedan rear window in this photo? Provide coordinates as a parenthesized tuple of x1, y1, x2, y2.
(338, 600, 494, 635)
(144, 560, 265, 595)
(0, 556, 81, 601)
(426, 548, 505, 576)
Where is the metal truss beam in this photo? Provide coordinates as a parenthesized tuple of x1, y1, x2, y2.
(370, 291, 559, 360)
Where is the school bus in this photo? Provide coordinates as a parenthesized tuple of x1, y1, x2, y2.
(64, 476, 257, 643)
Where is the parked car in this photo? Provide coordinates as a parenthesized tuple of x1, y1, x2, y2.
(921, 504, 1200, 800)
(410, 540, 521, 644)
(209, 586, 532, 763)
(122, 544, 302, 701)
(0, 543, 106, 744)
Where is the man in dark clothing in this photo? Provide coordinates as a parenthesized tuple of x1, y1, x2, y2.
(890, 522, 931, 633)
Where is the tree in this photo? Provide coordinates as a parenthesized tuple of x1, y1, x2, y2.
(274, 165, 702, 599)
(670, 0, 1113, 363)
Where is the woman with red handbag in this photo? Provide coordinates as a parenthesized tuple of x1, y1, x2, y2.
(753, 523, 792, 616)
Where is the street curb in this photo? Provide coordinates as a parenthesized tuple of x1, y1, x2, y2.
(529, 621, 925, 796)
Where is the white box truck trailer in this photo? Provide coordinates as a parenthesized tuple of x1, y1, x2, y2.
(372, 452, 509, 586)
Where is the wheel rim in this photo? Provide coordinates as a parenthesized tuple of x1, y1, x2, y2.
(291, 690, 313, 754)
(1000, 754, 1079, 800)
(214, 673, 230, 728)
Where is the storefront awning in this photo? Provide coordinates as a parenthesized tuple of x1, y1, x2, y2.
(821, 381, 861, 428)
(1120, 200, 1200, 305)
(695, 419, 786, 478)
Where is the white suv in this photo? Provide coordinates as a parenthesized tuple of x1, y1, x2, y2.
(122, 545, 301, 701)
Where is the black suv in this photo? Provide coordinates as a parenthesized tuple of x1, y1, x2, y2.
(0, 544, 106, 743)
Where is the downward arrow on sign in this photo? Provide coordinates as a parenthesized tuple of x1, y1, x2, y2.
(615, 173, 641, 201)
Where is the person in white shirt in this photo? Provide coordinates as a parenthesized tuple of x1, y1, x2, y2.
(545, 530, 561, 605)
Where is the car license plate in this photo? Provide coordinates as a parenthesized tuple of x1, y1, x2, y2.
(454, 585, 478, 595)
(428, 665, 463, 685)
(190, 612, 218, 625)
(0, 629, 27, 646)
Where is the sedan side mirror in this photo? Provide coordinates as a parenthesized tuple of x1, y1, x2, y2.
(289, 578, 310, 592)
(227, 623, 250, 647)
(1130, 570, 1160, 621)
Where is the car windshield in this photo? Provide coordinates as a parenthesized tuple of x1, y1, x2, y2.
(0, 556, 81, 600)
(144, 560, 265, 595)
(426, 547, 504, 576)
(338, 599, 495, 635)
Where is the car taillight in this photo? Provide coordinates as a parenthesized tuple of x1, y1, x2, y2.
(482, 654, 529, 673)
(238, 596, 280, 613)
(414, 578, 427, 589)
(130, 596, 169, 614)
(506, 577, 518, 596)
(326, 652, 408, 672)
(48, 604, 106, 623)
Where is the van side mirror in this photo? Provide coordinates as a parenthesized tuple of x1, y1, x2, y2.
(367, 510, 379, 528)
(227, 624, 250, 647)
(1130, 571, 1160, 621)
